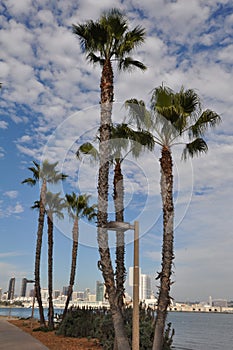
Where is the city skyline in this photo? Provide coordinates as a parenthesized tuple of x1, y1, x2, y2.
(0, 0, 233, 302)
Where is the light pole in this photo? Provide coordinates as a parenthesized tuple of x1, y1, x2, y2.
(106, 220, 140, 350)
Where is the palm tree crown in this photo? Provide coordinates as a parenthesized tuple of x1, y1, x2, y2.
(65, 192, 97, 221)
(22, 160, 67, 186)
(150, 85, 221, 156)
(72, 8, 146, 72)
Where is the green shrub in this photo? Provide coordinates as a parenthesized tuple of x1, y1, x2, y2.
(57, 306, 174, 349)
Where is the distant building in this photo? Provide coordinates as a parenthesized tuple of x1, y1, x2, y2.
(77, 291, 84, 300)
(0, 288, 2, 301)
(29, 289, 35, 298)
(72, 291, 78, 300)
(212, 299, 228, 308)
(84, 288, 90, 301)
(54, 290, 60, 299)
(8, 277, 15, 300)
(128, 267, 141, 287)
(96, 281, 105, 302)
(128, 268, 152, 301)
(41, 289, 48, 301)
(20, 278, 27, 297)
(88, 294, 96, 302)
(140, 274, 152, 301)
(62, 286, 69, 296)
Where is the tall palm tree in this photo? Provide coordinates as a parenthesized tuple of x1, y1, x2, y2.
(125, 87, 221, 350)
(73, 8, 146, 349)
(77, 124, 154, 312)
(44, 191, 66, 329)
(22, 160, 67, 326)
(62, 192, 96, 320)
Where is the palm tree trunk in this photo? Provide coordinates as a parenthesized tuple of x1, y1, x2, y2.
(62, 218, 79, 320)
(113, 160, 126, 311)
(97, 58, 130, 350)
(34, 180, 46, 326)
(153, 146, 174, 350)
(47, 213, 54, 330)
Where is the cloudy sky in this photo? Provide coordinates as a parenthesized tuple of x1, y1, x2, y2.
(0, 0, 233, 302)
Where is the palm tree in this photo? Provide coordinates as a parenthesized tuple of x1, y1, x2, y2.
(77, 124, 154, 312)
(62, 192, 96, 320)
(44, 191, 66, 329)
(125, 86, 221, 350)
(73, 9, 146, 349)
(22, 160, 67, 326)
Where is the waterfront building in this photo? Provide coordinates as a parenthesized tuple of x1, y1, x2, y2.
(41, 289, 48, 302)
(84, 288, 90, 301)
(29, 289, 35, 298)
(72, 291, 78, 300)
(53, 290, 60, 299)
(20, 278, 27, 297)
(77, 291, 85, 300)
(212, 299, 228, 308)
(62, 286, 69, 296)
(0, 288, 2, 300)
(7, 277, 15, 300)
(96, 281, 105, 302)
(140, 274, 152, 301)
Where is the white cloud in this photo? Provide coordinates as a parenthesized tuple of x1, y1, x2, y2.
(4, 190, 18, 199)
(0, 120, 8, 129)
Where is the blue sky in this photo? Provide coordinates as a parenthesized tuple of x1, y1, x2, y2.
(0, 0, 233, 302)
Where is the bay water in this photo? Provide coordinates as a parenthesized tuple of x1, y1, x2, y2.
(1, 308, 232, 349)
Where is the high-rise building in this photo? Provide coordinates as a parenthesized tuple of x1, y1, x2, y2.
(53, 290, 60, 299)
(77, 291, 84, 300)
(84, 288, 90, 301)
(8, 277, 15, 300)
(128, 268, 152, 301)
(128, 266, 141, 287)
(62, 286, 69, 296)
(20, 278, 27, 297)
(140, 274, 151, 300)
(96, 281, 105, 302)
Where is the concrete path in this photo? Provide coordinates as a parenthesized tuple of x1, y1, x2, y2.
(0, 318, 49, 350)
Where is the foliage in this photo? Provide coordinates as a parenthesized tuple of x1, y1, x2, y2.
(0, 300, 24, 307)
(57, 306, 174, 350)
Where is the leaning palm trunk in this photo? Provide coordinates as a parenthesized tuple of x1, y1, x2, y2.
(153, 146, 174, 350)
(34, 180, 46, 326)
(113, 160, 126, 311)
(47, 214, 54, 329)
(62, 218, 79, 320)
(97, 59, 130, 350)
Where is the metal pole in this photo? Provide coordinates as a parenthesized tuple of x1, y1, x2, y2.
(132, 221, 139, 350)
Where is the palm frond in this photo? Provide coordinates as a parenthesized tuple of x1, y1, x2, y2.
(118, 57, 146, 72)
(76, 142, 99, 162)
(190, 109, 222, 138)
(182, 138, 208, 160)
(21, 178, 36, 186)
(124, 98, 152, 130)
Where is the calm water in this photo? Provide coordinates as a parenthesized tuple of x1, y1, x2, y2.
(167, 312, 233, 350)
(1, 308, 233, 349)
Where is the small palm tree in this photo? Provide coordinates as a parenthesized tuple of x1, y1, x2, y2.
(73, 9, 146, 349)
(125, 86, 221, 350)
(45, 191, 66, 329)
(22, 160, 67, 326)
(62, 193, 96, 320)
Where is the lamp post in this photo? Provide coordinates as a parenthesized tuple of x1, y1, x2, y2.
(106, 220, 140, 350)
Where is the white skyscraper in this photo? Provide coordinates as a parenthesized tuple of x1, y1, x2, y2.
(128, 267, 152, 301)
(140, 274, 152, 300)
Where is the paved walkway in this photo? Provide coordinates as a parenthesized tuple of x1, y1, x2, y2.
(0, 318, 49, 350)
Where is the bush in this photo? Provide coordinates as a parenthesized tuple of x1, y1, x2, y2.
(57, 306, 174, 349)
